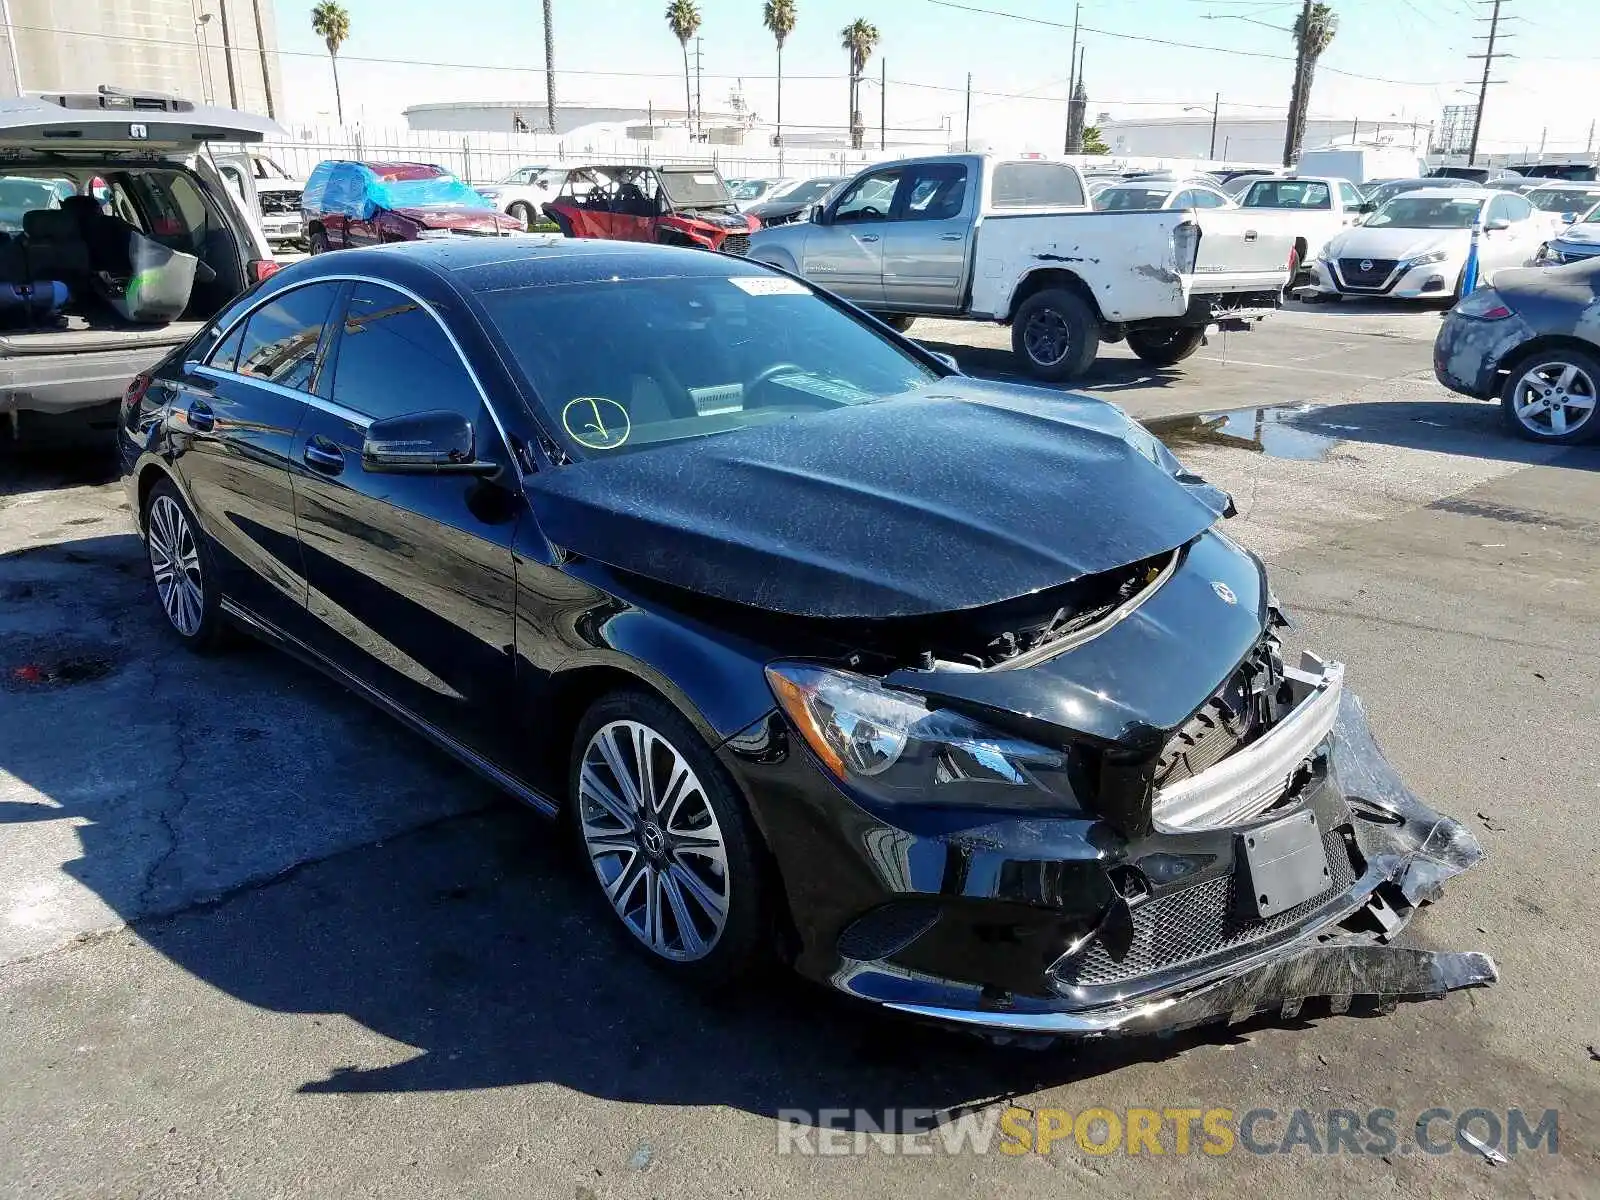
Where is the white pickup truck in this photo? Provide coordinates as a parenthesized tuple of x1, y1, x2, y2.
(746, 154, 1295, 381)
(1236, 175, 1374, 281)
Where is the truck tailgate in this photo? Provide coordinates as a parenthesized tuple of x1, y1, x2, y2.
(1190, 211, 1295, 293)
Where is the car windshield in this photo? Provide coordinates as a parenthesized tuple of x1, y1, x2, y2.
(658, 169, 732, 207)
(498, 167, 545, 184)
(478, 269, 940, 458)
(0, 176, 71, 231)
(1365, 195, 1486, 228)
(1529, 187, 1600, 213)
(377, 172, 490, 209)
(770, 177, 840, 204)
(1095, 186, 1171, 211)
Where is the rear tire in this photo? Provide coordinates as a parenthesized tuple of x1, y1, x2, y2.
(1499, 346, 1600, 444)
(881, 314, 916, 333)
(308, 229, 330, 255)
(1126, 326, 1207, 367)
(142, 479, 226, 653)
(568, 690, 768, 989)
(1011, 287, 1100, 382)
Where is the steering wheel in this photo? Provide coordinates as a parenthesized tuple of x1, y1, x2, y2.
(855, 206, 883, 219)
(746, 361, 806, 394)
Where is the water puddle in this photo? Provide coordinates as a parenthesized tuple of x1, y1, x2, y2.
(1143, 403, 1341, 461)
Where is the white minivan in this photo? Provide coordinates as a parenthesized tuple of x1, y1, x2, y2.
(0, 86, 283, 430)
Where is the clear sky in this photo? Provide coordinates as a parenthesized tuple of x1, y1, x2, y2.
(275, 0, 1599, 154)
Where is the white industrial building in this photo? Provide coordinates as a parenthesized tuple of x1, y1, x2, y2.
(0, 0, 282, 117)
(1097, 115, 1431, 165)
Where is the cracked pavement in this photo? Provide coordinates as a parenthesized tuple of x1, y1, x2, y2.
(2, 307, 1598, 1198)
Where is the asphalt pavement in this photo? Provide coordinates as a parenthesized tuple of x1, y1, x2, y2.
(1, 303, 1597, 1198)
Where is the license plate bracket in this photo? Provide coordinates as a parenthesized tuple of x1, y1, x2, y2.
(1237, 809, 1331, 918)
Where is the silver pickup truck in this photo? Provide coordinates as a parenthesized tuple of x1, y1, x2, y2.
(747, 154, 1295, 381)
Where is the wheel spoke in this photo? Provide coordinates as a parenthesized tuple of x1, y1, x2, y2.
(1566, 393, 1596, 412)
(1557, 365, 1578, 391)
(646, 867, 666, 951)
(603, 848, 646, 906)
(632, 724, 658, 814)
(1550, 404, 1568, 434)
(579, 762, 635, 831)
(595, 726, 644, 812)
(668, 860, 727, 922)
(659, 871, 705, 956)
(1517, 395, 1547, 418)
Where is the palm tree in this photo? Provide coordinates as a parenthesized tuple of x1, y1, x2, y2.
(665, 0, 702, 137)
(764, 0, 796, 160)
(839, 18, 878, 151)
(1283, 2, 1338, 165)
(310, 1, 350, 126)
(542, 0, 556, 132)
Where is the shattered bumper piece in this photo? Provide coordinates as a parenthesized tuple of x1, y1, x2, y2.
(882, 945, 1498, 1037)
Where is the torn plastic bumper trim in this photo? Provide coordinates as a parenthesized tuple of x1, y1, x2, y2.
(1153, 651, 1344, 832)
(883, 945, 1498, 1035)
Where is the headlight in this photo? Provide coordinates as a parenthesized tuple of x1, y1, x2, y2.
(1408, 249, 1449, 266)
(765, 663, 1079, 811)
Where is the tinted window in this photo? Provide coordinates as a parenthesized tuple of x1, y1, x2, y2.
(898, 164, 968, 220)
(991, 162, 1085, 208)
(1096, 187, 1170, 211)
(330, 283, 480, 421)
(477, 268, 939, 458)
(1528, 187, 1600, 213)
(208, 322, 246, 372)
(1243, 180, 1331, 209)
(1367, 196, 1486, 229)
(833, 169, 901, 222)
(234, 283, 339, 391)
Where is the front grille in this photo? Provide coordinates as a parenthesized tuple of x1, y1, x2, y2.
(721, 233, 750, 256)
(1337, 258, 1398, 289)
(1155, 635, 1283, 790)
(1052, 826, 1358, 989)
(259, 191, 302, 214)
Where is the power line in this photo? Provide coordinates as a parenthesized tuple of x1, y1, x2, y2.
(925, 0, 1459, 85)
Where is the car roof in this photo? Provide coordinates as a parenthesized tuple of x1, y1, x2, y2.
(1389, 186, 1489, 200)
(275, 237, 780, 296)
(1529, 181, 1600, 190)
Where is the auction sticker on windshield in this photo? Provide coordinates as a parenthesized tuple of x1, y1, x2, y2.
(729, 276, 810, 296)
(561, 396, 631, 449)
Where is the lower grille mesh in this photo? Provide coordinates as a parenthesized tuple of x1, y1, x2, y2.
(1054, 826, 1358, 989)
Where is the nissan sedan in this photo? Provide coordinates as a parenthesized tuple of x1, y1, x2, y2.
(119, 240, 1492, 1039)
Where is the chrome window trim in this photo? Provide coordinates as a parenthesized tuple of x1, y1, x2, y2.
(189, 272, 523, 473)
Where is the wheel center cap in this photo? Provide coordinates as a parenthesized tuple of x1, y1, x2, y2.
(641, 823, 665, 857)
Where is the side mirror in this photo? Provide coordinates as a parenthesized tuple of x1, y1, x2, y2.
(1358, 201, 1377, 214)
(809, 203, 828, 224)
(362, 410, 499, 475)
(1485, 218, 1512, 232)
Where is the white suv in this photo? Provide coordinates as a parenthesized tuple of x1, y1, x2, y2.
(0, 87, 281, 428)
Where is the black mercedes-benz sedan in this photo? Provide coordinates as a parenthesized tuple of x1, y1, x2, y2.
(119, 238, 1494, 1039)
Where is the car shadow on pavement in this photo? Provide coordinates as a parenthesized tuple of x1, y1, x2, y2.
(917, 339, 1188, 396)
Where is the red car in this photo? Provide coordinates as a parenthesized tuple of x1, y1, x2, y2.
(301, 160, 521, 253)
(543, 164, 757, 254)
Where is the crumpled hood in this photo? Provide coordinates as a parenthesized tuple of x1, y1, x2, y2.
(1328, 225, 1467, 261)
(1555, 220, 1600, 246)
(526, 381, 1230, 619)
(393, 206, 520, 234)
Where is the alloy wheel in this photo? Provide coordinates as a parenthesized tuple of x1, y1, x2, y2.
(1022, 308, 1071, 367)
(1511, 360, 1597, 438)
(577, 720, 731, 961)
(147, 494, 205, 637)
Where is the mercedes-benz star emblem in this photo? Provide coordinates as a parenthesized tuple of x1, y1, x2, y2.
(1212, 581, 1238, 605)
(1360, 259, 1374, 272)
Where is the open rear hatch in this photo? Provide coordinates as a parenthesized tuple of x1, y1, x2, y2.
(0, 89, 284, 153)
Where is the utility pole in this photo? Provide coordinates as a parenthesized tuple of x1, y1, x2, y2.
(963, 72, 972, 152)
(249, 0, 273, 118)
(216, 0, 239, 108)
(1210, 92, 1220, 159)
(1063, 2, 1080, 155)
(1466, 0, 1511, 167)
(880, 58, 886, 150)
(1281, 0, 1313, 167)
(693, 36, 704, 138)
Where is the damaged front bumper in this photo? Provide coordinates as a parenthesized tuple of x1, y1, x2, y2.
(731, 679, 1494, 1040)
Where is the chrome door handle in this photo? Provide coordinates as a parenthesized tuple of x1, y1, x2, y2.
(859, 234, 880, 243)
(939, 232, 963, 241)
(303, 440, 345, 475)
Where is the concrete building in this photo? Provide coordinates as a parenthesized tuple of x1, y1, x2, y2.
(403, 101, 761, 145)
(1097, 114, 1431, 165)
(0, 0, 282, 117)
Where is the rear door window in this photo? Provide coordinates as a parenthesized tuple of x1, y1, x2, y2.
(991, 162, 1085, 208)
(897, 163, 968, 221)
(231, 283, 340, 392)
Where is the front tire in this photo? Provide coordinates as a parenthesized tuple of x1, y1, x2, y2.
(1011, 287, 1100, 382)
(881, 314, 916, 333)
(143, 479, 226, 652)
(1500, 347, 1600, 444)
(509, 201, 535, 231)
(569, 690, 767, 988)
(1126, 325, 1207, 367)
